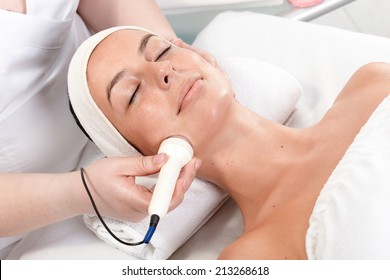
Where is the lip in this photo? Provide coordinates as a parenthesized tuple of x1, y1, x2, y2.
(178, 76, 203, 114)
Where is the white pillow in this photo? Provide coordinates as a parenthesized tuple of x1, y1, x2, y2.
(218, 56, 302, 124)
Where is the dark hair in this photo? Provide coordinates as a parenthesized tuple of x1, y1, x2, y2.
(68, 94, 144, 155)
(68, 99, 93, 142)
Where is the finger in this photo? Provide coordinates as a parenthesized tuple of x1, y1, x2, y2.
(123, 182, 154, 221)
(178, 158, 201, 192)
(169, 158, 201, 211)
(122, 153, 168, 177)
(197, 50, 218, 67)
(169, 37, 185, 48)
(184, 44, 217, 67)
(173, 37, 217, 67)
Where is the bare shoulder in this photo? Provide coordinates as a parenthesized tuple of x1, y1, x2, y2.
(218, 226, 303, 260)
(322, 62, 390, 133)
(218, 237, 264, 260)
(353, 62, 390, 82)
(334, 62, 390, 106)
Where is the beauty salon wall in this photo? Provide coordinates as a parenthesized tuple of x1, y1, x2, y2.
(158, 0, 390, 43)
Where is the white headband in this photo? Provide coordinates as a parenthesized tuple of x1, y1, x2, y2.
(68, 26, 153, 157)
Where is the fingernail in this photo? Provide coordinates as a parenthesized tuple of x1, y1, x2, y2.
(153, 153, 166, 164)
(194, 159, 202, 170)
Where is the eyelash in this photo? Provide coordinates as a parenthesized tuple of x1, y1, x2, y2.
(155, 45, 171, 61)
(129, 84, 140, 105)
(129, 45, 172, 105)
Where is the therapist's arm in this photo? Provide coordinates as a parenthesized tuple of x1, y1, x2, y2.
(0, 155, 200, 237)
(0, 171, 84, 236)
(0, 0, 26, 13)
(77, 0, 176, 40)
(77, 0, 217, 66)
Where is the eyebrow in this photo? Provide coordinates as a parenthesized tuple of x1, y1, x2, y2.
(106, 33, 155, 102)
(139, 33, 156, 54)
(107, 69, 128, 102)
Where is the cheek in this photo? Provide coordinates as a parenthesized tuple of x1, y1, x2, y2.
(185, 84, 233, 145)
(128, 104, 173, 154)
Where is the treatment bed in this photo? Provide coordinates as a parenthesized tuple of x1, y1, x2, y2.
(5, 10, 390, 260)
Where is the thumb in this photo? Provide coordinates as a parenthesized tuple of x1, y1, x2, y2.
(126, 153, 168, 176)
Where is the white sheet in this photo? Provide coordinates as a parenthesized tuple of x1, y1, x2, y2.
(307, 95, 390, 259)
(7, 12, 390, 260)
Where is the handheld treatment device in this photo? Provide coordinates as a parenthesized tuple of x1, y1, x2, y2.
(149, 136, 194, 218)
(142, 136, 193, 243)
(80, 136, 193, 246)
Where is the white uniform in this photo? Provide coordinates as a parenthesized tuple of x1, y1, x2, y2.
(0, 0, 91, 257)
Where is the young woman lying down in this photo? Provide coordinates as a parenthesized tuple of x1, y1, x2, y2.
(68, 26, 390, 259)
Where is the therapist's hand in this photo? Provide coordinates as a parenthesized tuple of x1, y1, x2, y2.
(170, 38, 218, 67)
(78, 154, 201, 222)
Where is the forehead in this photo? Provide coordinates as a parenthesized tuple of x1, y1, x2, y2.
(86, 29, 150, 98)
(91, 29, 149, 59)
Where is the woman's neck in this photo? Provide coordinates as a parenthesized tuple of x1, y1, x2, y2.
(196, 101, 318, 229)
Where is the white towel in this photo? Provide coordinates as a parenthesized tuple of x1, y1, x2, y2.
(84, 176, 228, 260)
(77, 141, 228, 259)
(68, 26, 302, 259)
(218, 56, 302, 124)
(306, 95, 390, 259)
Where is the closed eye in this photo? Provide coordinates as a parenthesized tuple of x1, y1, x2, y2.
(155, 45, 171, 61)
(129, 84, 140, 105)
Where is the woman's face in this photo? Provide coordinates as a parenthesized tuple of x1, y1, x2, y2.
(87, 29, 233, 155)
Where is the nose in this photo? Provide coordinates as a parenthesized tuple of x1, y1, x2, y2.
(155, 61, 174, 90)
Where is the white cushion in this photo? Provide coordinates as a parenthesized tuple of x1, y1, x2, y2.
(219, 56, 302, 124)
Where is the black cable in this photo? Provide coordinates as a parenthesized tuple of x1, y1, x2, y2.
(80, 168, 159, 246)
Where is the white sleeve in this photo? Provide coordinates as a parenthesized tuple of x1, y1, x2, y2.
(0, 0, 90, 173)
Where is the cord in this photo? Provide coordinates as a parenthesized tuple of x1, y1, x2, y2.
(80, 168, 160, 246)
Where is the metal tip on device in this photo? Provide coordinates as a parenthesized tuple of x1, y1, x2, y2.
(165, 135, 193, 149)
